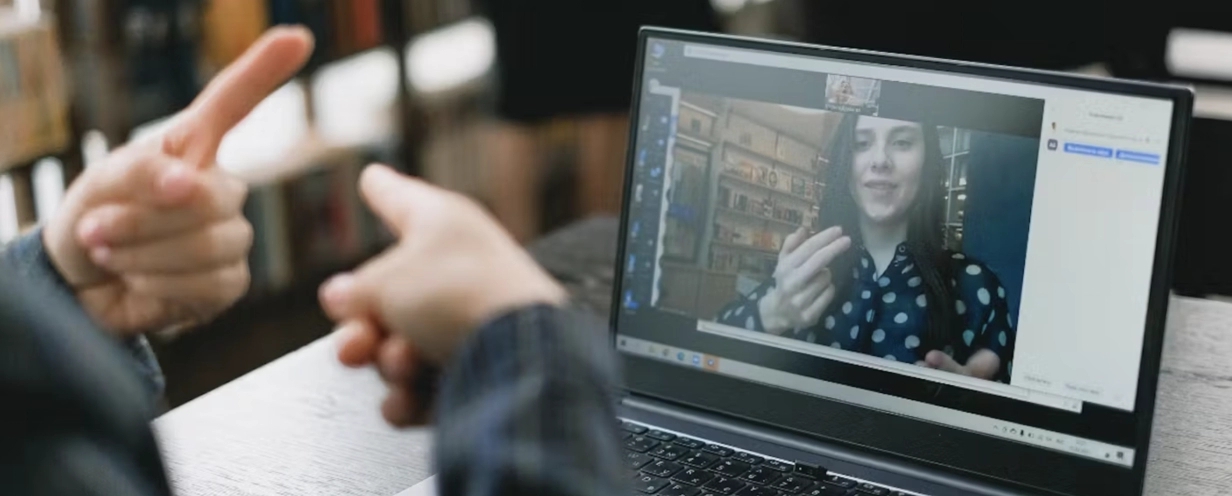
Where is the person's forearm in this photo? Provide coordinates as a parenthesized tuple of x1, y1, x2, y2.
(2, 229, 165, 399)
(433, 305, 627, 496)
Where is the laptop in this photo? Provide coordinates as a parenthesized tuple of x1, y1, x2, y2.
(607, 28, 1191, 496)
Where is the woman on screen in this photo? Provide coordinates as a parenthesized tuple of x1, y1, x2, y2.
(716, 113, 1017, 383)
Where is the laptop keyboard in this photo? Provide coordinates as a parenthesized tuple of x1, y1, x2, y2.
(621, 420, 918, 496)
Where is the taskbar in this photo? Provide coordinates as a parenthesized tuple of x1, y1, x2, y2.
(616, 334, 1135, 468)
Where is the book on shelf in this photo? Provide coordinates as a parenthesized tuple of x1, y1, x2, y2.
(269, 0, 331, 66)
(202, 0, 267, 68)
(0, 11, 70, 171)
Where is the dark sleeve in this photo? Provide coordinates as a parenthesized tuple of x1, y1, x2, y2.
(433, 305, 627, 496)
(0, 251, 172, 496)
(955, 260, 1016, 383)
(3, 229, 165, 398)
(715, 279, 774, 332)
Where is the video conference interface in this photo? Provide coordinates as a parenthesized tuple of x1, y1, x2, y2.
(616, 38, 1174, 466)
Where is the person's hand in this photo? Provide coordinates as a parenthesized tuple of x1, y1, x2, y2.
(916, 349, 1000, 380)
(320, 165, 566, 425)
(42, 27, 314, 336)
(335, 319, 437, 426)
(757, 227, 852, 335)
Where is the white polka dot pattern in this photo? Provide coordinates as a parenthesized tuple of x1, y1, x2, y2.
(905, 335, 920, 349)
(966, 264, 982, 276)
(894, 312, 908, 324)
(872, 329, 886, 343)
(977, 288, 990, 305)
(883, 292, 896, 304)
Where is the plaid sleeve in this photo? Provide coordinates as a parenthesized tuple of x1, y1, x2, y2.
(2, 229, 165, 399)
(433, 305, 627, 496)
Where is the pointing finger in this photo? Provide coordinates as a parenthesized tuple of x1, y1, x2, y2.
(164, 26, 315, 168)
(359, 164, 452, 236)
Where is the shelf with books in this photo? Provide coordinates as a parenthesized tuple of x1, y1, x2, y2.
(675, 131, 715, 149)
(711, 239, 779, 256)
(723, 140, 816, 176)
(719, 171, 816, 204)
(716, 205, 801, 231)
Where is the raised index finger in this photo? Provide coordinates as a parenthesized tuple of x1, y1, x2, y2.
(165, 26, 315, 168)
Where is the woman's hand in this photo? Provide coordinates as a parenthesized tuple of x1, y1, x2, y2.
(917, 349, 1001, 380)
(757, 227, 852, 335)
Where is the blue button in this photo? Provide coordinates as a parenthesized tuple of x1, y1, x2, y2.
(1063, 143, 1113, 158)
(1115, 150, 1160, 165)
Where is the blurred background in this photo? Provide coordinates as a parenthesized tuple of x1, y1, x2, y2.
(1, 0, 1229, 409)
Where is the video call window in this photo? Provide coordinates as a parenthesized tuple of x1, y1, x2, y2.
(652, 87, 1040, 385)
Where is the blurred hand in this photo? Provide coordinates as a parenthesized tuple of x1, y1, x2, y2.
(320, 165, 566, 426)
(42, 27, 315, 336)
(916, 349, 1000, 380)
(758, 227, 852, 335)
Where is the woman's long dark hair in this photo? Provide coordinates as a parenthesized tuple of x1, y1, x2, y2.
(815, 113, 958, 356)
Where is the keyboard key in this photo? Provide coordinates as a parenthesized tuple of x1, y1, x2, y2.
(623, 422, 650, 435)
(644, 460, 685, 478)
(672, 467, 716, 486)
(711, 459, 752, 477)
(761, 460, 793, 472)
(625, 451, 654, 470)
(772, 476, 816, 494)
(802, 485, 849, 496)
(821, 475, 855, 489)
(649, 444, 691, 461)
(635, 474, 671, 494)
(703, 444, 735, 457)
(739, 467, 781, 485)
(648, 430, 678, 442)
(732, 452, 765, 465)
(674, 437, 707, 450)
(735, 485, 782, 496)
(703, 476, 748, 495)
(661, 483, 702, 496)
(855, 482, 889, 495)
(626, 436, 661, 453)
(680, 451, 720, 469)
(792, 462, 824, 480)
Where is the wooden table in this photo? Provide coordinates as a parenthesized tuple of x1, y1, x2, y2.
(153, 218, 1232, 495)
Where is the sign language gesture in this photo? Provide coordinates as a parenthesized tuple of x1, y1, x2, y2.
(41, 27, 315, 336)
(757, 227, 852, 335)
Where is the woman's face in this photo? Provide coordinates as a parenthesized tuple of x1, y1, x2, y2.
(848, 116, 926, 227)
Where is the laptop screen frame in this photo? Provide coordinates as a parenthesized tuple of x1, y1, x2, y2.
(609, 27, 1192, 496)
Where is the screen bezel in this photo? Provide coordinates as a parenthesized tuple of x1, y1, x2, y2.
(610, 27, 1192, 496)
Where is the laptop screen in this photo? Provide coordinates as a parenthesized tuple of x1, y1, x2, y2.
(615, 34, 1176, 482)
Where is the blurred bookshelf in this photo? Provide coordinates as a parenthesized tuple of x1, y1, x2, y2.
(658, 92, 835, 319)
(940, 126, 971, 250)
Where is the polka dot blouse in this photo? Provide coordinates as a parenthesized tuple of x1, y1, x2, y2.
(717, 244, 1016, 383)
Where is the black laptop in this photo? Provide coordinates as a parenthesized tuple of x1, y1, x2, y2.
(610, 28, 1191, 496)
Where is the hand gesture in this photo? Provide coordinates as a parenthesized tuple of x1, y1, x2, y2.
(916, 349, 1001, 380)
(42, 27, 315, 335)
(757, 227, 852, 335)
(320, 165, 566, 426)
